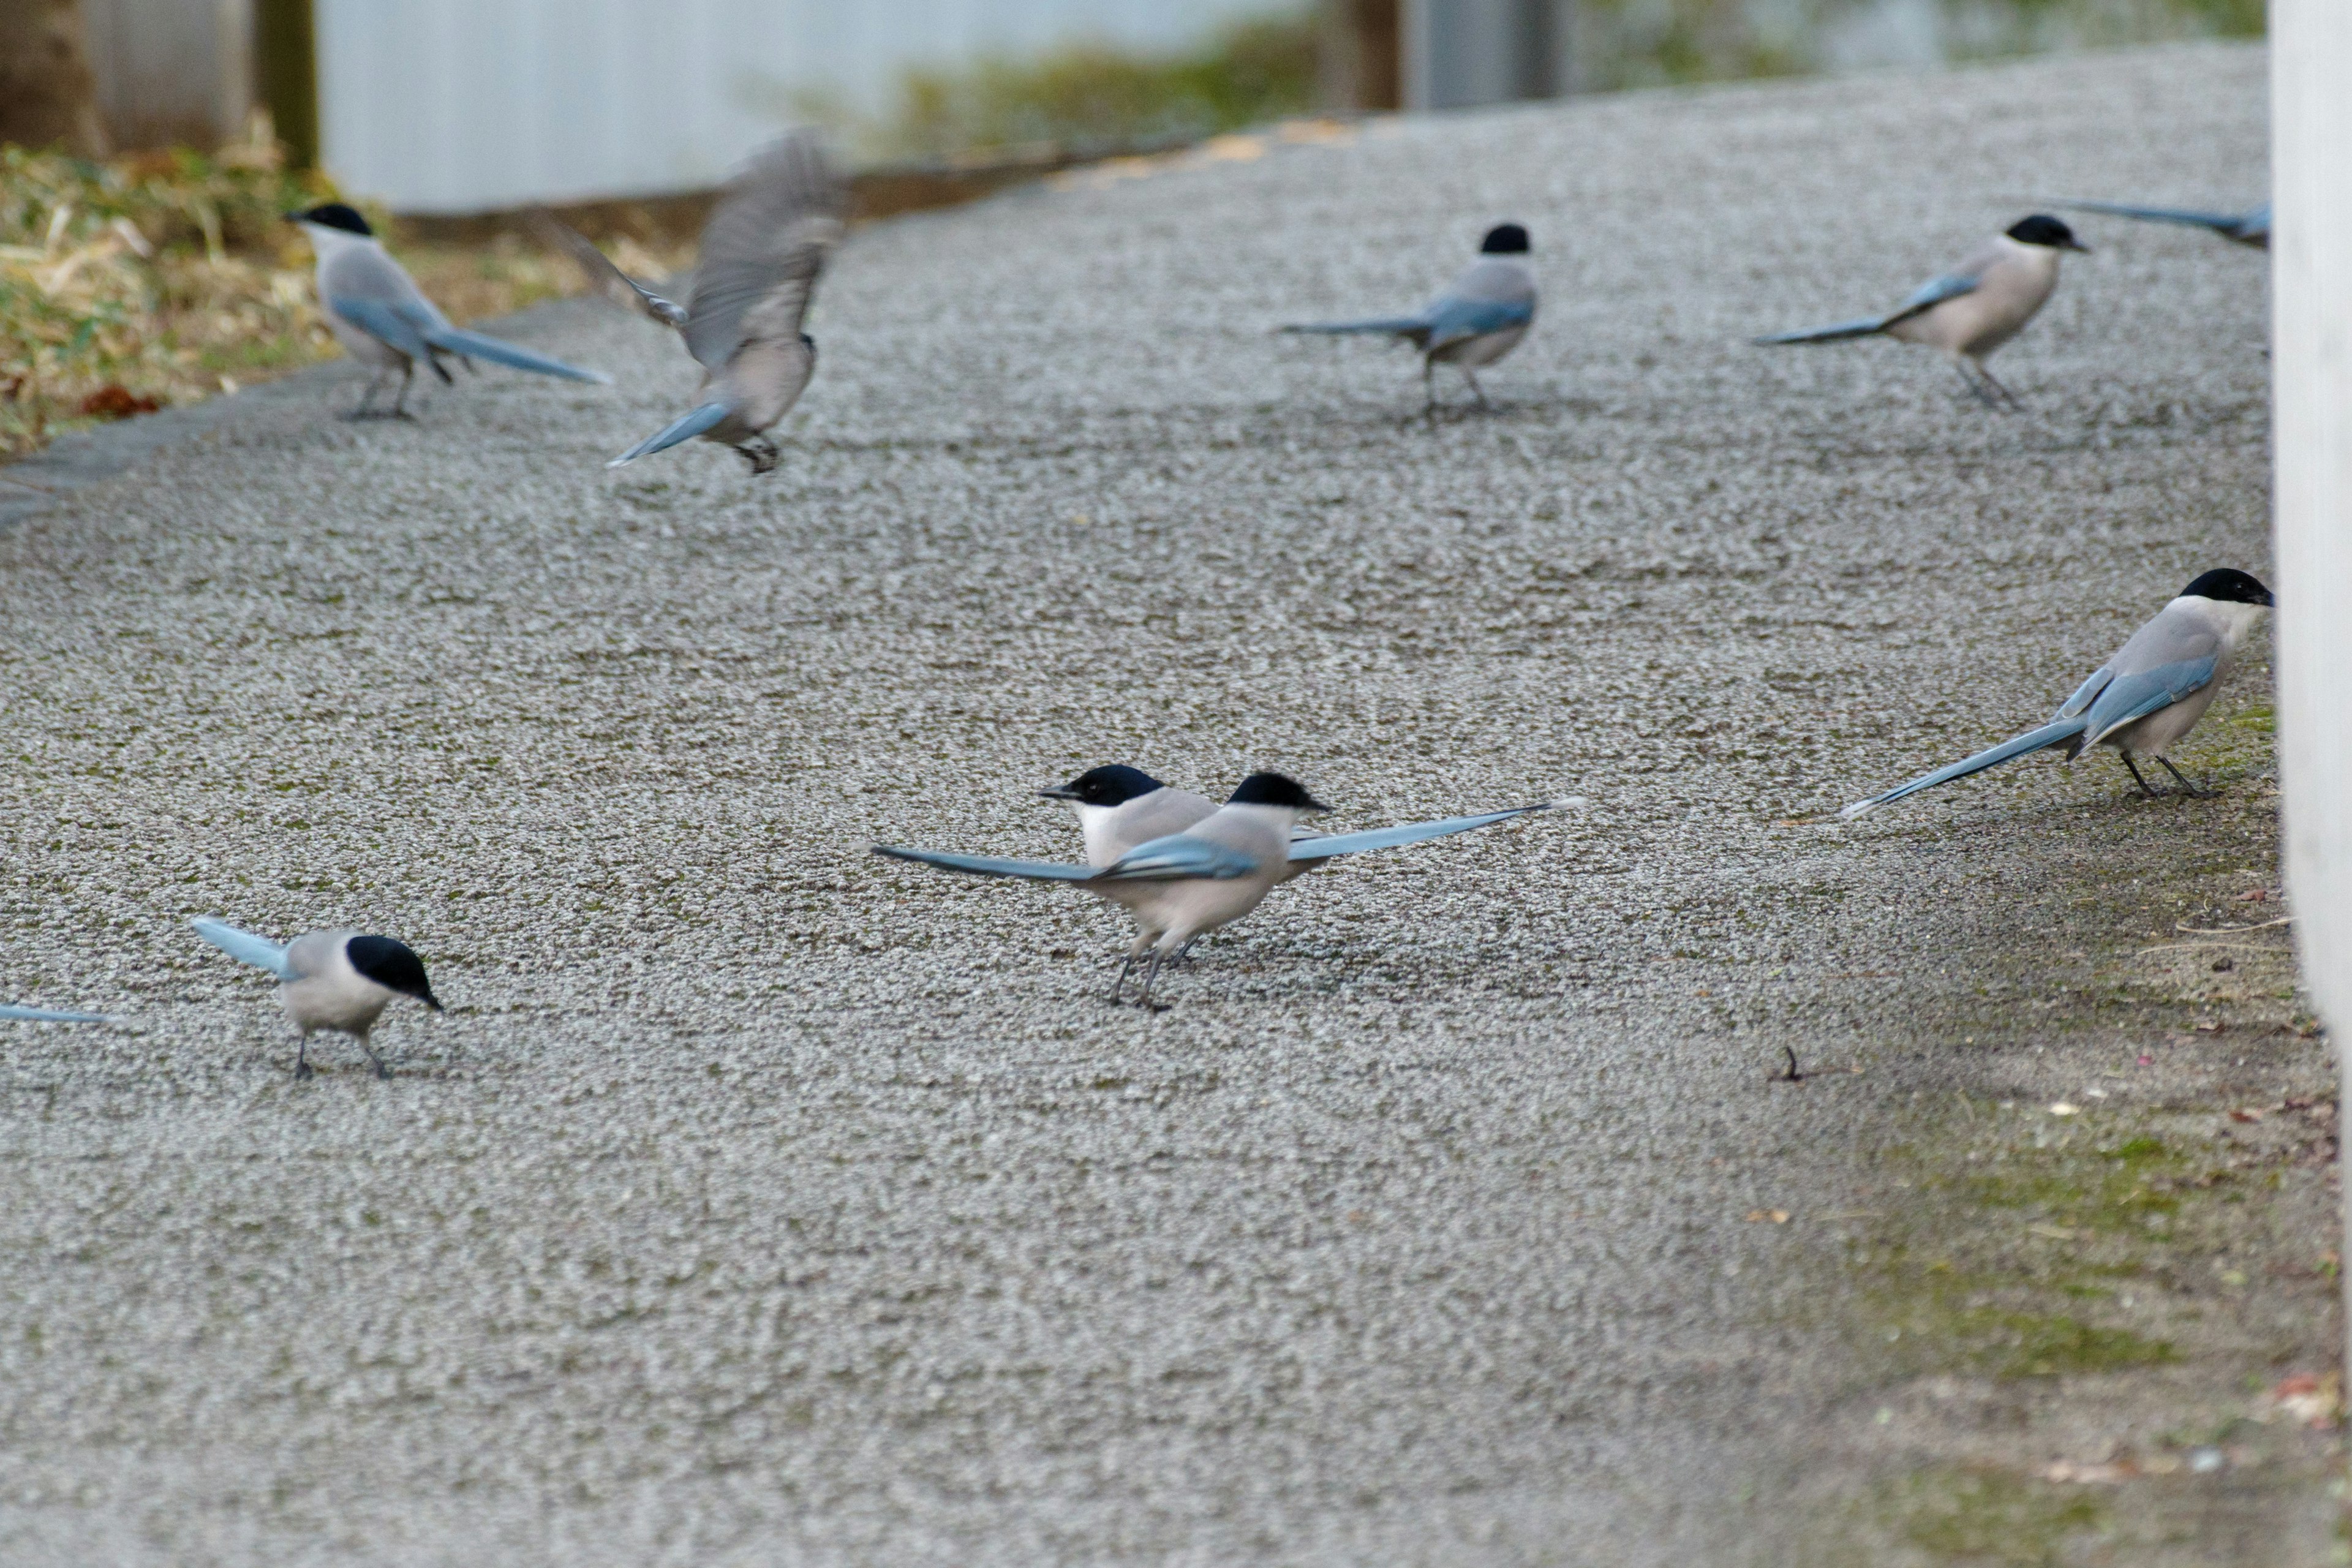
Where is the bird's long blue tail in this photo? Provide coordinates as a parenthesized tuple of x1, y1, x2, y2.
(192, 917, 298, 979)
(1755, 315, 1890, 345)
(1841, 717, 2086, 819)
(424, 326, 611, 384)
(608, 402, 734, 468)
(1280, 316, 1430, 337)
(0, 1003, 111, 1023)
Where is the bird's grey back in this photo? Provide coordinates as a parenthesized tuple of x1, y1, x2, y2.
(685, 131, 846, 371)
(1439, 255, 1535, 308)
(1116, 788, 1219, 854)
(320, 245, 443, 323)
(284, 930, 355, 981)
(2109, 598, 2223, 676)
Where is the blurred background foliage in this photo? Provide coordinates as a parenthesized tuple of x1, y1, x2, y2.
(0, 118, 679, 460)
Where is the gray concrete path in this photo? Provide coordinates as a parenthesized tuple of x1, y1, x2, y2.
(2, 42, 2335, 1567)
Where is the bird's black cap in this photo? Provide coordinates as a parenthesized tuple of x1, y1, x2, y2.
(288, 202, 372, 236)
(1040, 764, 1164, 806)
(1480, 222, 1531, 255)
(1227, 772, 1332, 812)
(2007, 214, 2087, 252)
(2180, 568, 2272, 608)
(347, 935, 442, 1011)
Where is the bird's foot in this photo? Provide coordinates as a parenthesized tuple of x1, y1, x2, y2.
(341, 408, 415, 423)
(738, 438, 780, 475)
(292, 1060, 315, 1081)
(371, 1060, 393, 1081)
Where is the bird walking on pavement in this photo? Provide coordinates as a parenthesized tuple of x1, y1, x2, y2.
(1756, 214, 2088, 408)
(288, 203, 610, 420)
(544, 130, 846, 474)
(877, 772, 1547, 1008)
(192, 917, 443, 1079)
(1842, 568, 2272, 818)
(1283, 223, 1536, 413)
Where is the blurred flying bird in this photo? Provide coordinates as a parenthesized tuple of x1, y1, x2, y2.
(2057, 199, 2269, 250)
(1757, 214, 2088, 407)
(543, 131, 846, 474)
(878, 772, 1548, 1008)
(1, 1002, 110, 1023)
(1283, 223, 1536, 412)
(193, 917, 443, 1079)
(1842, 568, 2272, 818)
(288, 203, 610, 419)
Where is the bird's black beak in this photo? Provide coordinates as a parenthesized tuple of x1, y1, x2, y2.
(2258, 588, 2276, 607)
(1302, 796, 1334, 815)
(1038, 785, 1082, 802)
(2065, 239, 2092, 253)
(282, 210, 304, 224)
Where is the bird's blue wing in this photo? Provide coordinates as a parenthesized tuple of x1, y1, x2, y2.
(1096, 834, 1264, 882)
(421, 326, 611, 384)
(1420, 296, 1533, 350)
(2054, 665, 2116, 720)
(871, 845, 1096, 881)
(1289, 804, 1550, 861)
(328, 296, 435, 360)
(193, 916, 298, 978)
(2081, 656, 2220, 746)
(0, 1003, 111, 1023)
(1884, 271, 1980, 323)
(608, 402, 734, 468)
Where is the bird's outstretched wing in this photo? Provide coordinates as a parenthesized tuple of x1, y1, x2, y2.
(192, 917, 298, 979)
(685, 130, 846, 371)
(534, 216, 688, 328)
(1288, 804, 1549, 861)
(2080, 657, 2220, 748)
(2060, 199, 2268, 245)
(0, 1003, 111, 1023)
(872, 845, 1097, 881)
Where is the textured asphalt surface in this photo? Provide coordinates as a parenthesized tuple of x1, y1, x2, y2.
(1, 43, 2316, 1566)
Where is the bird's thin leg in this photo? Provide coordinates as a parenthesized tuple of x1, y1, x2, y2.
(1974, 360, 2022, 410)
(1462, 366, 1491, 411)
(1107, 940, 1145, 1005)
(2156, 756, 2211, 798)
(390, 363, 417, 421)
(1423, 358, 1438, 417)
(1952, 356, 1998, 409)
(347, 370, 383, 420)
(2120, 752, 2160, 798)
(1136, 949, 1170, 1012)
(357, 1028, 391, 1080)
(1175, 935, 1200, 966)
(292, 1031, 314, 1081)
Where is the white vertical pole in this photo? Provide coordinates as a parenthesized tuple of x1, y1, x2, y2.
(2270, 0, 2352, 1363)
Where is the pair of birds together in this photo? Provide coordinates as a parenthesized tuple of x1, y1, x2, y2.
(289, 132, 843, 472)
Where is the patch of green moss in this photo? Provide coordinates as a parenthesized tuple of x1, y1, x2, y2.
(1869, 1463, 2109, 1567)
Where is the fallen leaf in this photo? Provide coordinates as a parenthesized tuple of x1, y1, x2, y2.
(2048, 1102, 2080, 1117)
(2228, 1107, 2264, 1123)
(1744, 1209, 1790, 1224)
(2236, 888, 2270, 902)
(77, 383, 160, 419)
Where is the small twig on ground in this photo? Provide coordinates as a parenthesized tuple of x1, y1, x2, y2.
(1774, 1046, 1805, 1083)
(2176, 916, 2295, 936)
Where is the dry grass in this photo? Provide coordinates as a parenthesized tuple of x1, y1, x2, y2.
(1, 122, 685, 461)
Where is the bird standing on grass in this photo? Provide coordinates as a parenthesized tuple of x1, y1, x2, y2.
(1283, 223, 1537, 413)
(192, 918, 442, 1079)
(2057, 199, 2269, 250)
(544, 130, 846, 474)
(1842, 569, 2272, 818)
(287, 203, 610, 419)
(878, 773, 1547, 1009)
(1757, 214, 2088, 407)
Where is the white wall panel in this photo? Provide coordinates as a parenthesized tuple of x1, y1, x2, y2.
(317, 0, 1280, 213)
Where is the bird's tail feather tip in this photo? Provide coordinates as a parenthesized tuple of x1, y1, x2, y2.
(1838, 800, 1879, 821)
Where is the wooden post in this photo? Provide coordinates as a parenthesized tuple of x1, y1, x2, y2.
(1321, 0, 1403, 113)
(255, 0, 318, 167)
(0, 0, 109, 154)
(2270, 0, 2352, 1369)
